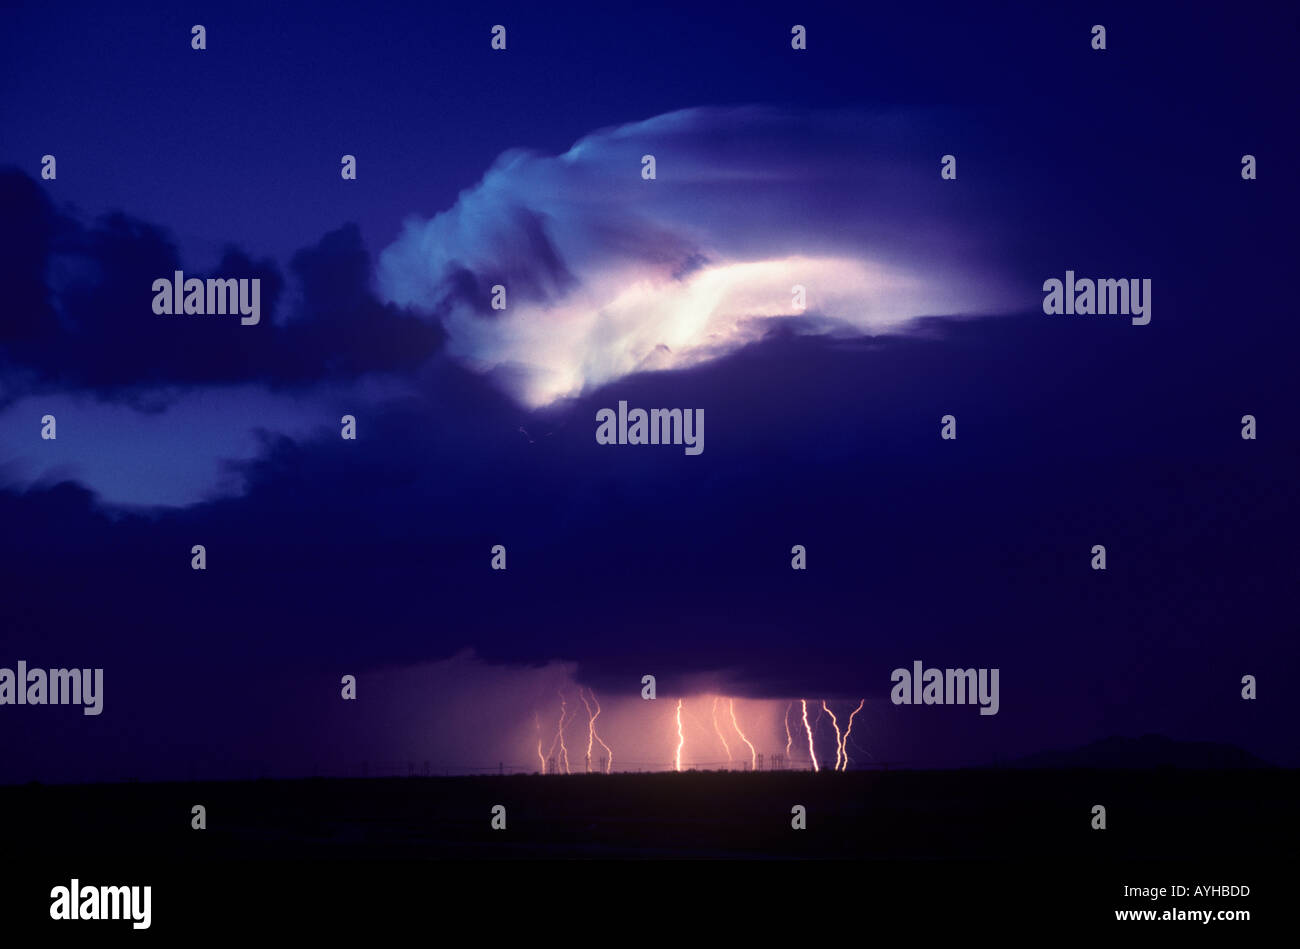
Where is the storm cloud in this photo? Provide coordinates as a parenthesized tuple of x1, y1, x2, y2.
(378, 106, 1031, 406)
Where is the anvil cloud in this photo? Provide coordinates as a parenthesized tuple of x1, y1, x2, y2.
(379, 106, 1026, 406)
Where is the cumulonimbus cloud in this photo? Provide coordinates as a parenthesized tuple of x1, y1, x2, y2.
(378, 106, 1029, 407)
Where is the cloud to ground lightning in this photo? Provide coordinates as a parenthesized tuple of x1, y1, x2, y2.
(300, 652, 870, 777)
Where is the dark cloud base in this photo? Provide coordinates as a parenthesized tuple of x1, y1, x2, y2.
(0, 169, 445, 405)
(1, 300, 1294, 779)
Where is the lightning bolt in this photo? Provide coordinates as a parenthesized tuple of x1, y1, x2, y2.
(585, 687, 613, 774)
(711, 696, 733, 764)
(801, 698, 819, 772)
(582, 686, 595, 769)
(729, 698, 757, 771)
(534, 711, 546, 774)
(580, 689, 596, 773)
(674, 699, 685, 772)
(784, 701, 794, 758)
(840, 699, 865, 771)
(822, 700, 843, 771)
(547, 691, 571, 775)
(545, 707, 561, 772)
(560, 701, 573, 774)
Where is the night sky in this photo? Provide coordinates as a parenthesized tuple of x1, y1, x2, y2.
(1, 0, 1296, 782)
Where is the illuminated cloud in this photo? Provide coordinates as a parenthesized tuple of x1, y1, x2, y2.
(378, 106, 1028, 406)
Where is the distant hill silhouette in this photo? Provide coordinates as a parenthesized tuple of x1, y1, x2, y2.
(1003, 734, 1273, 769)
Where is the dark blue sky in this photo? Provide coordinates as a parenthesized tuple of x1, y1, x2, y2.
(1, 0, 1296, 781)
